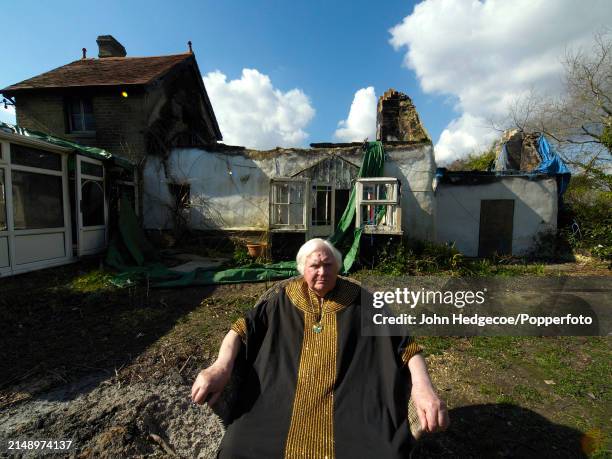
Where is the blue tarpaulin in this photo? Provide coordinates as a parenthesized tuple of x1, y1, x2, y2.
(534, 134, 571, 196)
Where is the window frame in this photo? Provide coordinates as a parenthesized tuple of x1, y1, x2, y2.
(78, 156, 107, 230)
(9, 143, 66, 232)
(0, 135, 72, 277)
(355, 177, 402, 235)
(0, 141, 6, 163)
(116, 168, 139, 216)
(269, 178, 310, 232)
(66, 97, 96, 134)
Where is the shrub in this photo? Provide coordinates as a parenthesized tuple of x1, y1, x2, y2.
(562, 175, 612, 263)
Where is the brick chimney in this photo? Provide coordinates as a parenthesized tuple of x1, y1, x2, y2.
(96, 35, 127, 58)
(376, 89, 430, 143)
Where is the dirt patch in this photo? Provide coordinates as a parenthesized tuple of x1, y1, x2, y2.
(0, 374, 225, 458)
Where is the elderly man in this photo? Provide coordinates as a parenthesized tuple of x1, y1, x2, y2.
(192, 238, 448, 458)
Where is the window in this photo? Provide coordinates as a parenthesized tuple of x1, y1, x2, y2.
(12, 170, 64, 230)
(81, 179, 105, 226)
(10, 144, 62, 170)
(311, 185, 332, 226)
(355, 178, 402, 234)
(67, 97, 95, 132)
(80, 161, 103, 177)
(270, 179, 307, 230)
(0, 169, 6, 231)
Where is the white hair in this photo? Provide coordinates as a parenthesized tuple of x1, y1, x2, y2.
(296, 238, 343, 275)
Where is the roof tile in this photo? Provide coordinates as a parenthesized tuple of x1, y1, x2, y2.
(2, 54, 192, 92)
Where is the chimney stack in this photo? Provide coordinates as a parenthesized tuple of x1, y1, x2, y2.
(376, 89, 430, 143)
(96, 35, 127, 58)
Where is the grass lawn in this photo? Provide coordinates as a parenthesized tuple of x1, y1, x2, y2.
(0, 259, 609, 457)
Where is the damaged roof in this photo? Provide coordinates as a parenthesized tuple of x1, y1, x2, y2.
(1, 54, 192, 92)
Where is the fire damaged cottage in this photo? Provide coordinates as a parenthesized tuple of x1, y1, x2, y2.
(142, 89, 437, 258)
(2, 36, 568, 270)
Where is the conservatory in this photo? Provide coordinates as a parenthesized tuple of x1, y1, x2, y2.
(0, 125, 136, 277)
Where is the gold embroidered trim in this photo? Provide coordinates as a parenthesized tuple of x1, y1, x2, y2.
(285, 276, 360, 315)
(407, 397, 422, 438)
(400, 340, 422, 366)
(230, 318, 247, 343)
(284, 302, 337, 459)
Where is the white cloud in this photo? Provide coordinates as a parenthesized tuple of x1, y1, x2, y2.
(389, 0, 612, 164)
(334, 87, 377, 142)
(0, 104, 16, 125)
(203, 69, 315, 150)
(435, 113, 499, 164)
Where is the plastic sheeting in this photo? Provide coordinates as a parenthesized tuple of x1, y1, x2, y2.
(493, 132, 571, 197)
(533, 134, 571, 196)
(0, 122, 134, 170)
(106, 195, 298, 287)
(328, 141, 385, 272)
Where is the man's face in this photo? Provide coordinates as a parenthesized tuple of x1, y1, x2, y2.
(303, 248, 338, 297)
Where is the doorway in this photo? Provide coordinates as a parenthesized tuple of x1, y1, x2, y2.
(478, 199, 514, 257)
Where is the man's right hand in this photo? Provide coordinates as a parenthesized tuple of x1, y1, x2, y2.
(191, 363, 232, 406)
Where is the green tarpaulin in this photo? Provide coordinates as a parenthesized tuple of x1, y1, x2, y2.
(0, 122, 133, 169)
(328, 141, 385, 272)
(106, 193, 299, 287)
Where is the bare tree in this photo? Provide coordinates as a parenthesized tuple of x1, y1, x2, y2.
(508, 31, 612, 184)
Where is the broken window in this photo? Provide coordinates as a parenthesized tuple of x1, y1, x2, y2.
(355, 178, 402, 234)
(168, 183, 191, 210)
(66, 97, 95, 133)
(270, 179, 307, 230)
(311, 185, 332, 226)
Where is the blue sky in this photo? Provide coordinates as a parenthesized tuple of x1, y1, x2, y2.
(2, 0, 611, 162)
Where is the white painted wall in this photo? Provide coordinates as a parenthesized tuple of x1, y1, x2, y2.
(143, 143, 437, 240)
(386, 146, 436, 241)
(435, 177, 558, 256)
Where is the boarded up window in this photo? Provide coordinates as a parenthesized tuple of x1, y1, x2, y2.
(478, 199, 514, 257)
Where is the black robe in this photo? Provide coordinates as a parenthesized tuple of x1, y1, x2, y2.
(219, 277, 421, 459)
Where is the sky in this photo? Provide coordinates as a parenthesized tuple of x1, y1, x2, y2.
(1, 0, 611, 164)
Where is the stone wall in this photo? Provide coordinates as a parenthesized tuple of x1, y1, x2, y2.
(376, 89, 430, 143)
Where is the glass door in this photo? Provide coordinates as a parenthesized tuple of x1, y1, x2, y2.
(76, 156, 107, 256)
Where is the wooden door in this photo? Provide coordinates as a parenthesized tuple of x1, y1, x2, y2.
(478, 199, 514, 257)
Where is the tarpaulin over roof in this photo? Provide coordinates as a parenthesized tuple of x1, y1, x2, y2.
(0, 122, 134, 169)
(533, 134, 571, 196)
(487, 132, 570, 197)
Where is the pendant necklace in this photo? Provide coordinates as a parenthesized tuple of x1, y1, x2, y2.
(310, 294, 324, 333)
